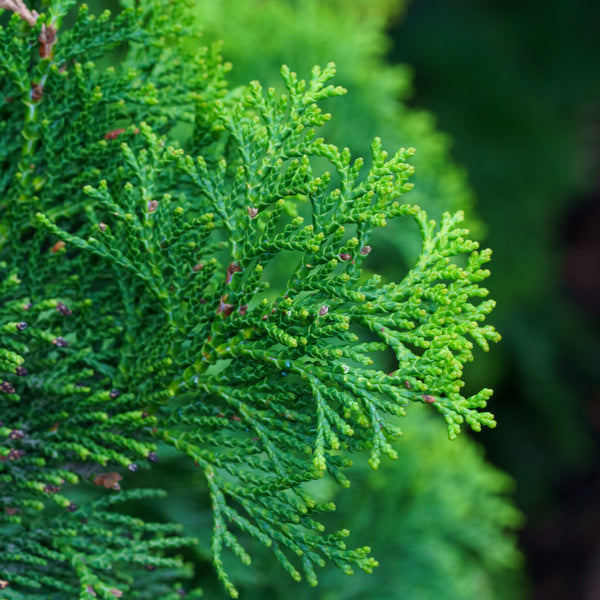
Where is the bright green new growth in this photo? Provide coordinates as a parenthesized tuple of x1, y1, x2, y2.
(1, 1, 500, 598)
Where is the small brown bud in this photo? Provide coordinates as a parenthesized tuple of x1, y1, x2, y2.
(318, 305, 329, 316)
(104, 128, 126, 140)
(44, 484, 60, 494)
(404, 380, 412, 389)
(99, 222, 107, 232)
(144, 564, 156, 572)
(147, 200, 159, 213)
(0, 579, 8, 590)
(192, 262, 204, 272)
(339, 253, 352, 261)
(52, 337, 68, 347)
(86, 585, 97, 597)
(22, 302, 32, 311)
(56, 302, 72, 316)
(128, 463, 138, 472)
(226, 262, 242, 284)
(1, 382, 15, 394)
(147, 452, 158, 463)
(38, 24, 57, 58)
(93, 472, 122, 490)
(360, 245, 372, 256)
(66, 502, 77, 512)
(109, 589, 123, 598)
(247, 206, 259, 218)
(109, 389, 120, 399)
(15, 366, 27, 376)
(422, 394, 436, 404)
(8, 449, 24, 460)
(238, 304, 248, 316)
(31, 82, 44, 101)
(217, 295, 234, 318)
(50, 241, 66, 253)
(4, 506, 18, 516)
(16, 322, 28, 331)
(9, 430, 24, 440)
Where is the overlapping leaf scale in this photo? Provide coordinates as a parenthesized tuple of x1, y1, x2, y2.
(30, 62, 500, 595)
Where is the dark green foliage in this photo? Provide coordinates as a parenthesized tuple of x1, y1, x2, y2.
(1, 1, 516, 597)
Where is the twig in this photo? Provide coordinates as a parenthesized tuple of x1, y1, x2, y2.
(0, 0, 39, 26)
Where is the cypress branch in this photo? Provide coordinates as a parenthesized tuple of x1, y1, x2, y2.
(1, 1, 505, 597)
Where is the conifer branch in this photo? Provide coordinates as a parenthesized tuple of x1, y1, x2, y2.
(0, 1, 514, 597)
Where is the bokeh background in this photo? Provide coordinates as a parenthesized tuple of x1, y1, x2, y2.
(390, 2, 600, 598)
(97, 0, 600, 597)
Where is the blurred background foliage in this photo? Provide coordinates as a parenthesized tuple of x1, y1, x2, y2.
(99, 0, 600, 597)
(388, 2, 600, 598)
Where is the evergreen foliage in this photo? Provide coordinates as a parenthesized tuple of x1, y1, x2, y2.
(235, 407, 523, 600)
(1, 1, 511, 597)
(192, 0, 481, 265)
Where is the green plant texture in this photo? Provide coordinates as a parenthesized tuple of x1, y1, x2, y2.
(1, 1, 514, 598)
(191, 0, 480, 269)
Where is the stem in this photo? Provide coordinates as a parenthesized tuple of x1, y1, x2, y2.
(16, 8, 59, 193)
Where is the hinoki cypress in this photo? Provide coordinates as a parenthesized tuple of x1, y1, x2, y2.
(1, 2, 502, 597)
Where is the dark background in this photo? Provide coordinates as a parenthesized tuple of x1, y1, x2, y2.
(390, 1, 600, 598)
